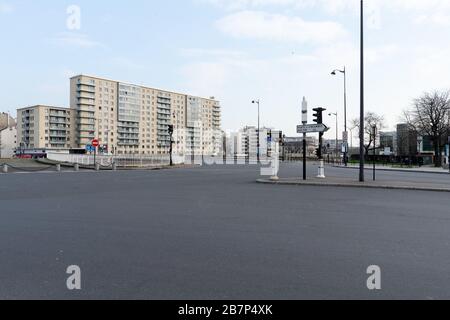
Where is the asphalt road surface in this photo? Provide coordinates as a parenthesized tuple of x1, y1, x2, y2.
(1, 163, 450, 299)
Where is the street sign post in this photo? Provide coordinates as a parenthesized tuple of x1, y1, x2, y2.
(91, 139, 99, 166)
(297, 124, 329, 134)
(85, 145, 95, 153)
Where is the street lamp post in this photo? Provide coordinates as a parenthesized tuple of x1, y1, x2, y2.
(252, 100, 261, 163)
(331, 67, 348, 166)
(360, 0, 365, 182)
(329, 112, 338, 162)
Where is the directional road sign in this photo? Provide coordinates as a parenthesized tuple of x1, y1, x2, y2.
(297, 124, 329, 134)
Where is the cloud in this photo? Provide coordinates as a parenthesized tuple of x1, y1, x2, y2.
(0, 2, 13, 14)
(200, 0, 450, 27)
(51, 32, 104, 48)
(216, 11, 347, 44)
(414, 13, 450, 27)
(180, 48, 247, 59)
(109, 57, 144, 70)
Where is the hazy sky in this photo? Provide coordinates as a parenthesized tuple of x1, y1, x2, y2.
(1, 0, 450, 138)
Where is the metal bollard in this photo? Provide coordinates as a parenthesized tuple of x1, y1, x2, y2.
(2, 164, 8, 173)
(74, 163, 79, 172)
(317, 159, 326, 179)
(95, 163, 100, 171)
(56, 164, 61, 172)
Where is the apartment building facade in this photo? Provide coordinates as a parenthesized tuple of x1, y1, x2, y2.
(16, 105, 75, 150)
(70, 75, 222, 156)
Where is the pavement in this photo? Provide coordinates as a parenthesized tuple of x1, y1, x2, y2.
(258, 163, 450, 192)
(335, 163, 449, 175)
(1, 163, 450, 299)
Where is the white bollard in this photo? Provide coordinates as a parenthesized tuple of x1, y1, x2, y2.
(2, 164, 8, 173)
(56, 164, 61, 172)
(95, 163, 100, 171)
(317, 160, 326, 179)
(112, 162, 117, 171)
(74, 163, 79, 172)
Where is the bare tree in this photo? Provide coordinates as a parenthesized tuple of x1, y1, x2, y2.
(404, 90, 450, 167)
(351, 112, 386, 157)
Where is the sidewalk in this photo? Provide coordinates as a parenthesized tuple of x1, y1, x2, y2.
(257, 176, 450, 193)
(334, 164, 449, 174)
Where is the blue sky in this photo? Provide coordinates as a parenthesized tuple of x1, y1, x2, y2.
(1, 0, 450, 138)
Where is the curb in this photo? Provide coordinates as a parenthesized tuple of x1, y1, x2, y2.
(333, 165, 449, 175)
(256, 179, 450, 193)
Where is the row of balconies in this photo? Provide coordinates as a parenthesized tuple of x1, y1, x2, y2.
(118, 129, 139, 134)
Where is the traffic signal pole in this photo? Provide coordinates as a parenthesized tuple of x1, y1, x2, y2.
(313, 108, 326, 178)
(303, 133, 307, 181)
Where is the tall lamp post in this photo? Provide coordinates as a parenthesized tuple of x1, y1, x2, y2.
(331, 67, 348, 166)
(252, 100, 261, 163)
(329, 112, 339, 161)
(360, 0, 365, 182)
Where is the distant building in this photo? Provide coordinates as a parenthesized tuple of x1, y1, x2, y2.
(397, 124, 417, 157)
(17, 105, 75, 150)
(227, 127, 283, 158)
(379, 131, 397, 155)
(0, 112, 16, 131)
(0, 114, 17, 158)
(283, 136, 317, 158)
(324, 139, 344, 155)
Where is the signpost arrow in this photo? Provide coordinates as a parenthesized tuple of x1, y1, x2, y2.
(297, 124, 329, 134)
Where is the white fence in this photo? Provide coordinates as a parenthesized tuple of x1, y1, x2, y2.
(47, 152, 184, 168)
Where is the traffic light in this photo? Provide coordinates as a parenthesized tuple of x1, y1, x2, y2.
(315, 148, 322, 159)
(313, 108, 326, 124)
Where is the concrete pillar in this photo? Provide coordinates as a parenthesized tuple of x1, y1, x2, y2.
(74, 163, 79, 172)
(56, 164, 61, 172)
(2, 164, 8, 173)
(112, 162, 117, 171)
(95, 163, 100, 171)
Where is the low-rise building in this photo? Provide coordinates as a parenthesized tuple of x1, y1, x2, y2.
(16, 105, 75, 151)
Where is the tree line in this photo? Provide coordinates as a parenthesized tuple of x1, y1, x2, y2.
(350, 90, 450, 167)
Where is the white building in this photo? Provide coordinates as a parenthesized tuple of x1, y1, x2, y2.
(0, 113, 17, 158)
(227, 126, 282, 158)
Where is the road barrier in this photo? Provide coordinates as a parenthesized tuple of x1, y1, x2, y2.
(47, 152, 183, 168)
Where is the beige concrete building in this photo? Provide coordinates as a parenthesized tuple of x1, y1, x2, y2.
(17, 105, 75, 150)
(70, 75, 222, 155)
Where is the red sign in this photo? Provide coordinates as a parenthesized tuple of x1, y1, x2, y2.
(92, 139, 100, 148)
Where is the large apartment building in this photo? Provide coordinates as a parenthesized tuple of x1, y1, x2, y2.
(16, 105, 75, 150)
(70, 75, 222, 155)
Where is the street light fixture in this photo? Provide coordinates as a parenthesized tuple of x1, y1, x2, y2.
(331, 67, 348, 166)
(252, 100, 261, 163)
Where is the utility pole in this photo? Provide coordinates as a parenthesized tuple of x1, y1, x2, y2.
(331, 67, 348, 166)
(252, 100, 261, 163)
(359, 0, 365, 182)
